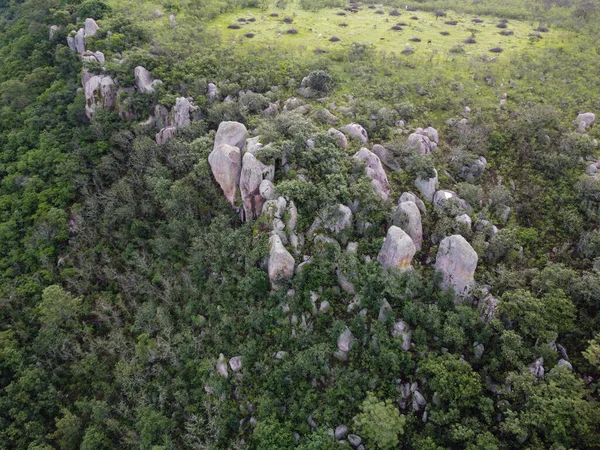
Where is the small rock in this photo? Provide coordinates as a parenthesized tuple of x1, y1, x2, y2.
(229, 356, 242, 372)
(529, 357, 544, 378)
(557, 359, 572, 370)
(217, 353, 228, 378)
(340, 123, 369, 144)
(328, 128, 348, 149)
(415, 169, 438, 202)
(348, 434, 362, 448)
(334, 425, 349, 440)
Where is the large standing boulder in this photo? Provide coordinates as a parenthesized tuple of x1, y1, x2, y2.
(84, 18, 99, 37)
(67, 28, 86, 54)
(208, 144, 242, 205)
(353, 147, 391, 200)
(239, 152, 275, 220)
(84, 75, 118, 119)
(435, 235, 478, 299)
(134, 66, 161, 94)
(377, 226, 416, 271)
(407, 129, 437, 154)
(340, 123, 368, 144)
(399, 192, 426, 214)
(214, 121, 249, 152)
(268, 234, 295, 288)
(393, 201, 422, 251)
(172, 97, 197, 128)
(415, 169, 438, 202)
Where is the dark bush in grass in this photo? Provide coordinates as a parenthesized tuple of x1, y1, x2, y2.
(339, 22, 348, 27)
(445, 20, 457, 25)
(537, 26, 549, 32)
(337, 11, 346, 15)
(496, 23, 507, 28)
(244, 33, 255, 38)
(375, 10, 384, 14)
(329, 36, 341, 42)
(287, 28, 298, 34)
(389, 9, 401, 16)
(529, 32, 542, 39)
(314, 48, 327, 53)
(440, 31, 450, 35)
(499, 30, 514, 36)
(402, 47, 414, 54)
(463, 36, 476, 43)
(449, 45, 465, 54)
(228, 24, 241, 29)
(397, 22, 408, 26)
(270, 13, 279, 17)
(472, 18, 483, 23)
(368, 4, 375, 8)
(500, 18, 508, 23)
(409, 37, 421, 42)
(283, 17, 293, 23)
(411, 15, 419, 20)
(391, 25, 403, 31)
(406, 5, 417, 11)
(489, 47, 503, 53)
(435, 10, 447, 18)
(238, 18, 247, 22)
(247, 17, 255, 22)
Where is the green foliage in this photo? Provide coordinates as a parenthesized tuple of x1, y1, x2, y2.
(78, 0, 112, 20)
(353, 392, 406, 449)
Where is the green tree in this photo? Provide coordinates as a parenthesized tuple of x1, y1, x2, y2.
(353, 392, 406, 449)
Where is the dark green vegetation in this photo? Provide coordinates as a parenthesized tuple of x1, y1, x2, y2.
(1, 0, 600, 448)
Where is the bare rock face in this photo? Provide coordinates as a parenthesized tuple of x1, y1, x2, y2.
(239, 152, 275, 220)
(435, 235, 478, 299)
(268, 234, 295, 288)
(407, 129, 437, 154)
(82, 50, 105, 66)
(49, 25, 60, 40)
(259, 179, 277, 200)
(393, 201, 422, 251)
(84, 75, 118, 119)
(208, 144, 242, 205)
(84, 18, 99, 37)
(68, 28, 86, 54)
(340, 123, 368, 144)
(156, 127, 176, 144)
(328, 128, 348, 149)
(134, 66, 161, 94)
(377, 226, 416, 271)
(214, 121, 249, 152)
(172, 97, 197, 128)
(415, 169, 438, 202)
(399, 192, 426, 214)
(353, 147, 391, 200)
(577, 112, 595, 128)
(207, 83, 218, 101)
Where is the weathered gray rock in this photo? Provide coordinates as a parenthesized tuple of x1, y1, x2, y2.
(348, 435, 362, 448)
(424, 126, 439, 144)
(460, 156, 487, 182)
(156, 126, 176, 144)
(208, 144, 242, 205)
(433, 190, 468, 213)
(335, 425, 349, 440)
(337, 327, 354, 353)
(377, 226, 416, 271)
(214, 121, 249, 152)
(529, 358, 544, 378)
(328, 128, 348, 149)
(415, 169, 438, 202)
(372, 144, 400, 171)
(474, 343, 484, 359)
(49, 25, 60, 40)
(68, 28, 86, 54)
(557, 359, 572, 370)
(240, 152, 274, 220)
(217, 353, 228, 378)
(259, 179, 277, 200)
(435, 235, 478, 298)
(456, 213, 472, 230)
(172, 97, 197, 128)
(81, 50, 105, 66)
(340, 123, 368, 144)
(353, 147, 391, 200)
(577, 112, 595, 128)
(84, 18, 99, 37)
(393, 201, 422, 251)
(392, 321, 411, 351)
(81, 68, 93, 88)
(399, 192, 426, 214)
(412, 391, 426, 412)
(268, 234, 295, 288)
(134, 66, 161, 94)
(313, 108, 339, 125)
(478, 294, 498, 322)
(407, 131, 437, 154)
(170, 14, 176, 25)
(378, 300, 392, 321)
(229, 356, 242, 372)
(84, 75, 118, 119)
(308, 204, 352, 237)
(207, 82, 218, 101)
(337, 270, 355, 294)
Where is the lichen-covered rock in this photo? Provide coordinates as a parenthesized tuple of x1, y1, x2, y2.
(214, 121, 249, 152)
(328, 128, 348, 149)
(353, 147, 391, 200)
(415, 169, 438, 202)
(340, 123, 368, 144)
(239, 152, 274, 220)
(84, 75, 118, 119)
(456, 213, 472, 230)
(268, 234, 295, 288)
(393, 201, 422, 251)
(392, 320, 411, 351)
(156, 127, 176, 144)
(134, 66, 161, 94)
(229, 356, 242, 372)
(84, 18, 99, 37)
(208, 144, 242, 205)
(435, 235, 478, 298)
(433, 189, 468, 213)
(377, 226, 416, 271)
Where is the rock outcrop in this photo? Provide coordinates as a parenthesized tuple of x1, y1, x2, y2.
(84, 75, 118, 119)
(134, 66, 161, 94)
(156, 127, 176, 144)
(67, 28, 86, 54)
(84, 18, 99, 37)
(353, 147, 391, 200)
(214, 121, 249, 152)
(435, 235, 478, 298)
(208, 144, 242, 205)
(393, 201, 422, 251)
(268, 234, 295, 288)
(172, 97, 197, 127)
(377, 226, 416, 271)
(407, 128, 438, 154)
(81, 50, 105, 66)
(340, 123, 368, 144)
(239, 152, 275, 220)
(308, 204, 353, 237)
